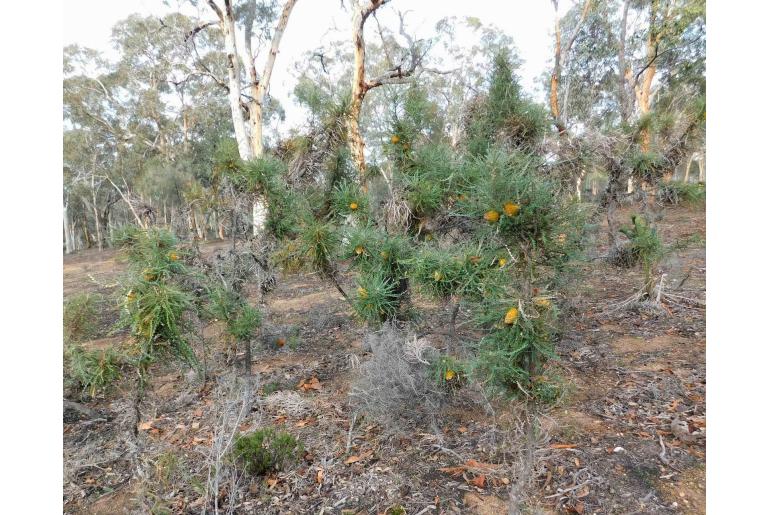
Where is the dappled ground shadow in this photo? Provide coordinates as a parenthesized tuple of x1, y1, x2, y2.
(63, 204, 705, 514)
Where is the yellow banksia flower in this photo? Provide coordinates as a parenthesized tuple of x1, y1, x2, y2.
(391, 135, 400, 144)
(445, 369, 456, 381)
(534, 297, 551, 309)
(357, 287, 368, 299)
(504, 307, 519, 325)
(168, 251, 179, 261)
(433, 270, 443, 281)
(381, 251, 389, 260)
(484, 210, 500, 223)
(355, 245, 365, 255)
(498, 258, 507, 268)
(503, 202, 520, 217)
(350, 202, 359, 211)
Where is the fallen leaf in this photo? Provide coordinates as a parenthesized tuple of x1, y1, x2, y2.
(465, 459, 500, 470)
(138, 421, 153, 431)
(468, 474, 486, 488)
(266, 476, 279, 489)
(316, 468, 324, 484)
(345, 455, 361, 465)
(549, 443, 578, 449)
(458, 426, 468, 433)
(193, 408, 203, 418)
(295, 418, 313, 427)
(438, 466, 466, 476)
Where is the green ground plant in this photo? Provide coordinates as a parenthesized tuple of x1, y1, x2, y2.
(64, 293, 102, 343)
(232, 428, 304, 476)
(65, 343, 123, 398)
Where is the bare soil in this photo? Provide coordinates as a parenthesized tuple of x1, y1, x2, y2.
(63, 204, 706, 514)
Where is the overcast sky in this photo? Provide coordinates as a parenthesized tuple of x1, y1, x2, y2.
(63, 0, 570, 129)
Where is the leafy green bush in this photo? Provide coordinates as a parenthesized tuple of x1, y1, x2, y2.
(232, 428, 304, 476)
(65, 344, 122, 397)
(64, 293, 101, 342)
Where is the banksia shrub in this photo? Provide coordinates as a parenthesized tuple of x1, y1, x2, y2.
(332, 180, 369, 220)
(64, 293, 101, 343)
(353, 270, 400, 324)
(65, 344, 123, 398)
(114, 228, 198, 376)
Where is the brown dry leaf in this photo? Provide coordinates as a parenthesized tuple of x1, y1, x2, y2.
(345, 455, 361, 465)
(468, 474, 486, 488)
(573, 501, 585, 514)
(266, 476, 279, 489)
(465, 459, 500, 470)
(316, 468, 324, 484)
(193, 408, 203, 418)
(138, 421, 153, 431)
(298, 377, 322, 392)
(438, 466, 467, 476)
(549, 443, 578, 449)
(295, 418, 313, 428)
(458, 427, 468, 433)
(576, 486, 590, 498)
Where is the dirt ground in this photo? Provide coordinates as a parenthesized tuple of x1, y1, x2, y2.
(63, 203, 706, 514)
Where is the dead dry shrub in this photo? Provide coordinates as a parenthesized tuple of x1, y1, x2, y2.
(350, 323, 445, 426)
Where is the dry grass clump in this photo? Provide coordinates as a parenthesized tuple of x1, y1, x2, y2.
(350, 323, 445, 425)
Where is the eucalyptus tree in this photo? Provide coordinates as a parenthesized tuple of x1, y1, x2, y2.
(184, 0, 299, 237)
(345, 0, 428, 185)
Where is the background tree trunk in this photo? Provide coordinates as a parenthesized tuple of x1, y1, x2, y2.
(64, 202, 74, 254)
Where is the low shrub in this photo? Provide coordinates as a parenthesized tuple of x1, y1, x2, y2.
(65, 344, 122, 397)
(350, 323, 445, 424)
(232, 428, 304, 476)
(64, 293, 101, 343)
(658, 181, 705, 205)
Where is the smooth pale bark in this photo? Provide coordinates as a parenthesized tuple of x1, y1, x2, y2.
(207, 0, 298, 237)
(697, 156, 705, 182)
(550, 0, 591, 135)
(64, 202, 74, 254)
(247, 0, 298, 157)
(348, 2, 371, 179)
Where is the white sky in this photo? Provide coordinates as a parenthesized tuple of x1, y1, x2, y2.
(63, 0, 570, 129)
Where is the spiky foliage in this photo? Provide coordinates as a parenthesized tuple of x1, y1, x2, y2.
(331, 180, 369, 220)
(232, 428, 304, 476)
(473, 295, 559, 399)
(64, 293, 101, 343)
(227, 304, 262, 341)
(464, 51, 548, 156)
(65, 344, 123, 398)
(658, 180, 705, 205)
(353, 269, 400, 325)
(114, 228, 198, 378)
(240, 157, 302, 239)
(619, 214, 664, 297)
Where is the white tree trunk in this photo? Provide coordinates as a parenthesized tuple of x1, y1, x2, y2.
(697, 155, 705, 182)
(63, 203, 74, 254)
(252, 199, 268, 238)
(627, 177, 634, 194)
(221, 11, 252, 161)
